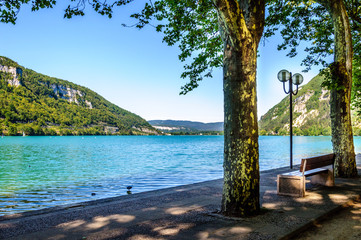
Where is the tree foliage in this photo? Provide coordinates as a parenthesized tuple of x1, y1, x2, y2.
(345, 0, 361, 60)
(352, 58, 361, 109)
(265, 0, 360, 81)
(0, 0, 224, 95)
(0, 0, 133, 24)
(129, 0, 223, 94)
(350, 0, 361, 111)
(265, 0, 360, 94)
(266, 0, 334, 70)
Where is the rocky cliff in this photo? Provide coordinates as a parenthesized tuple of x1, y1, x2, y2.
(0, 64, 22, 86)
(38, 81, 93, 108)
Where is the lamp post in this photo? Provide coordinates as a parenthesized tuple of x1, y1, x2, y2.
(277, 70, 304, 169)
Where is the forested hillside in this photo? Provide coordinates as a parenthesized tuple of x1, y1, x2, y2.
(259, 73, 361, 136)
(0, 56, 157, 136)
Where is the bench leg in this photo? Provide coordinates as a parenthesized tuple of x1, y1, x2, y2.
(277, 175, 305, 197)
(310, 170, 334, 187)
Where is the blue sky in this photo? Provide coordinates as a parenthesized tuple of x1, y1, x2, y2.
(0, 2, 326, 123)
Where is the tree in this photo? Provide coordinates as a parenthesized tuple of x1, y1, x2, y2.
(131, 0, 265, 217)
(1, 0, 265, 217)
(266, 0, 358, 177)
(214, 0, 265, 217)
(321, 0, 358, 177)
(8, 124, 17, 135)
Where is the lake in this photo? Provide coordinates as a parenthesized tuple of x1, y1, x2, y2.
(1, 135, 360, 216)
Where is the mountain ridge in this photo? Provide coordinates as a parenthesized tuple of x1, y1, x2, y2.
(148, 120, 224, 133)
(0, 56, 157, 136)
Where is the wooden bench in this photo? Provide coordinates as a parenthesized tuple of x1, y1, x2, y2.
(277, 153, 335, 197)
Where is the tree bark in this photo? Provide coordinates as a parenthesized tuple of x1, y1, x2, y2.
(320, 0, 358, 177)
(213, 0, 265, 217)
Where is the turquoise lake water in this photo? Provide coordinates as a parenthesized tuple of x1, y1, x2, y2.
(1, 135, 361, 215)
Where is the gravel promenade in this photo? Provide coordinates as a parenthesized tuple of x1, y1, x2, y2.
(1, 159, 361, 240)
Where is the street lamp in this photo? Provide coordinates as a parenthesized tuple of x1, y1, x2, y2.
(277, 69, 304, 169)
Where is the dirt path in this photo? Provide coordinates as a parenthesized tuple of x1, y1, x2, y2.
(294, 200, 361, 240)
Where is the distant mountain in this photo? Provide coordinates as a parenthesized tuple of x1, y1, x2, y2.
(151, 72, 361, 136)
(0, 56, 157, 136)
(258, 73, 361, 136)
(148, 120, 224, 133)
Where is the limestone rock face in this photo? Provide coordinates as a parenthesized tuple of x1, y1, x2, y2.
(0, 64, 22, 87)
(48, 84, 92, 109)
(85, 100, 93, 109)
(50, 84, 78, 103)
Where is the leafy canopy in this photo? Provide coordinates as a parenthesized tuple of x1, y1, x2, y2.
(129, 0, 222, 94)
(265, 0, 334, 70)
(266, 0, 361, 99)
(265, 0, 360, 70)
(1, 0, 223, 94)
(0, 0, 133, 24)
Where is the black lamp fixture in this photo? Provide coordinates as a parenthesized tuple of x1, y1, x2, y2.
(277, 69, 304, 169)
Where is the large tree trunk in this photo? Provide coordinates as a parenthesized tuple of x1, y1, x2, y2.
(213, 0, 265, 217)
(322, 0, 358, 177)
(222, 40, 260, 217)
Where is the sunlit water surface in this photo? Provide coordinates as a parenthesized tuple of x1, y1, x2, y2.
(1, 135, 361, 215)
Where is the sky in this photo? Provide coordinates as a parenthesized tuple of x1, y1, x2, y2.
(0, 2, 328, 123)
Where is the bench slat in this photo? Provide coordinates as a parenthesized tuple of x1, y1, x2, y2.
(304, 168, 329, 177)
(300, 153, 335, 172)
(280, 171, 303, 177)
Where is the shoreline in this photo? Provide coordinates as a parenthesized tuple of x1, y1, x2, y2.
(1, 162, 361, 239)
(0, 165, 293, 221)
(2, 154, 360, 219)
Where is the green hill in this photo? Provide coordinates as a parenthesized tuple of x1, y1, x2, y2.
(0, 56, 157, 136)
(259, 73, 361, 136)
